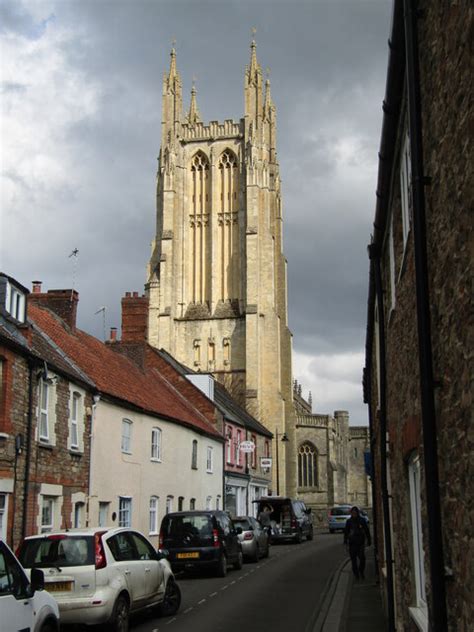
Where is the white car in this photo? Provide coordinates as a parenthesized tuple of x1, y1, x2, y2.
(0, 538, 60, 632)
(17, 527, 181, 631)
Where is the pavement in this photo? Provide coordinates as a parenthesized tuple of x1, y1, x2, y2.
(312, 548, 387, 632)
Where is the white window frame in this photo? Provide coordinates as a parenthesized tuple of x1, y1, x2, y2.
(73, 501, 85, 529)
(118, 496, 132, 528)
(226, 427, 232, 464)
(189, 498, 196, 510)
(216, 496, 220, 510)
(206, 446, 213, 473)
(166, 496, 173, 514)
(235, 430, 242, 465)
(408, 454, 428, 630)
(206, 496, 212, 510)
(70, 391, 80, 449)
(98, 502, 109, 527)
(0, 494, 7, 539)
(41, 496, 54, 533)
(400, 130, 412, 249)
(191, 439, 198, 469)
(149, 496, 159, 534)
(151, 427, 162, 461)
(39, 379, 49, 442)
(121, 419, 132, 453)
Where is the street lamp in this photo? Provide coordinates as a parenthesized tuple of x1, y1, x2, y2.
(275, 430, 289, 495)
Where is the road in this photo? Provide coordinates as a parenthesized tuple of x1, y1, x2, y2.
(130, 533, 347, 632)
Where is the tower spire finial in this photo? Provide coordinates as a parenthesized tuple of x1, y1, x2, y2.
(169, 39, 177, 79)
(250, 27, 258, 74)
(187, 76, 201, 125)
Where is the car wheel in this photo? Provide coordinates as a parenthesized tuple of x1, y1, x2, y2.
(40, 622, 57, 632)
(233, 550, 243, 570)
(109, 594, 130, 632)
(159, 578, 181, 617)
(251, 544, 260, 563)
(216, 554, 227, 577)
(307, 528, 314, 541)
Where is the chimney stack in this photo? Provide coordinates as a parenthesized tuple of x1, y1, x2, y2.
(29, 287, 79, 331)
(121, 292, 149, 343)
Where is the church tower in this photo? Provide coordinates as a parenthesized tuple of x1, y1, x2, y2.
(147, 42, 296, 495)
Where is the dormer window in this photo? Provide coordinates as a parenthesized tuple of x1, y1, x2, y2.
(0, 276, 27, 323)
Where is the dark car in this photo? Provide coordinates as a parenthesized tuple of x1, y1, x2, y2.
(159, 510, 243, 577)
(254, 497, 313, 543)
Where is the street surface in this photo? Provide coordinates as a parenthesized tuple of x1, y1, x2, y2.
(129, 533, 347, 632)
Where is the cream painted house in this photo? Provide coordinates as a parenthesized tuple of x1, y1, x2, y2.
(89, 398, 223, 545)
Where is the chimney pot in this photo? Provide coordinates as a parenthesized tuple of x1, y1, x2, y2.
(125, 292, 131, 298)
(32, 281, 42, 294)
(110, 327, 117, 342)
(132, 291, 139, 298)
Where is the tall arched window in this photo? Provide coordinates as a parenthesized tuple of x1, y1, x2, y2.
(189, 151, 211, 304)
(298, 442, 318, 488)
(217, 150, 240, 302)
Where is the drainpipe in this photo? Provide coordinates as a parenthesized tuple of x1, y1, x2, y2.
(403, 1, 448, 628)
(22, 358, 37, 540)
(369, 245, 396, 632)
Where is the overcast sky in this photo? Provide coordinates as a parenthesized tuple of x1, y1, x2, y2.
(1, 0, 392, 425)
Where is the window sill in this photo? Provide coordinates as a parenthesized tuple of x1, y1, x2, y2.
(409, 606, 429, 632)
(191, 465, 198, 470)
(206, 470, 213, 474)
(38, 441, 54, 451)
(149, 531, 159, 536)
(150, 458, 162, 463)
(121, 450, 132, 455)
(69, 449, 83, 457)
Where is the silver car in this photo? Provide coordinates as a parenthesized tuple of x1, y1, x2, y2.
(17, 528, 180, 630)
(233, 516, 270, 562)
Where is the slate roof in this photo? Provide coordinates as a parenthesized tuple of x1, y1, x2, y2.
(157, 348, 273, 438)
(28, 304, 222, 439)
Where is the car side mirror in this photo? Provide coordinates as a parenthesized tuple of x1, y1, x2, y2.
(305, 508, 312, 514)
(235, 526, 243, 535)
(156, 549, 169, 560)
(30, 568, 45, 593)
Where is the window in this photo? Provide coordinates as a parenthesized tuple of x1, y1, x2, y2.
(0, 494, 6, 539)
(298, 442, 318, 488)
(151, 427, 162, 461)
(206, 496, 212, 510)
(216, 496, 220, 510)
(6, 285, 26, 322)
(178, 496, 184, 511)
(191, 439, 198, 469)
(408, 454, 428, 628)
(166, 496, 173, 514)
(98, 502, 109, 527)
(0, 543, 29, 597)
(226, 426, 233, 463)
(121, 419, 132, 453)
(149, 496, 159, 534)
(70, 391, 80, 449)
(41, 496, 54, 532)
(264, 440, 270, 458)
(236, 430, 242, 465)
(388, 216, 396, 310)
(39, 379, 49, 441)
(206, 446, 213, 473)
(251, 434, 257, 468)
(130, 532, 156, 560)
(400, 130, 412, 248)
(190, 498, 196, 510)
(74, 502, 85, 528)
(118, 497, 132, 527)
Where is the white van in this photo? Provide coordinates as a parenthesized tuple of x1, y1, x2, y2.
(0, 538, 59, 632)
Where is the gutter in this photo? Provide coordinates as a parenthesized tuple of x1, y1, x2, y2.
(21, 357, 38, 539)
(403, 1, 448, 628)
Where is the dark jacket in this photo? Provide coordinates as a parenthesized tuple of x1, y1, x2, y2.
(344, 517, 371, 547)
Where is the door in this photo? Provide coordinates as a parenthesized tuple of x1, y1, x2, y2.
(107, 532, 146, 604)
(0, 542, 35, 631)
(129, 532, 164, 602)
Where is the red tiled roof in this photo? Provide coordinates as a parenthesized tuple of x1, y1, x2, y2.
(28, 304, 222, 439)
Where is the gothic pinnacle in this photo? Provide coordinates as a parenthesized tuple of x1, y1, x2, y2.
(187, 80, 201, 125)
(168, 42, 177, 80)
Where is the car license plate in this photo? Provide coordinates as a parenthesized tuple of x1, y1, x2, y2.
(177, 552, 200, 559)
(47, 581, 73, 592)
(336, 517, 345, 522)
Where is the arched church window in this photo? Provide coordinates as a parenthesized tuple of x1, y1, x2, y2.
(217, 149, 240, 302)
(298, 442, 318, 488)
(189, 151, 211, 304)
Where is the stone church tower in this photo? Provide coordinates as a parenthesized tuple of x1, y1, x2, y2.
(146, 42, 296, 495)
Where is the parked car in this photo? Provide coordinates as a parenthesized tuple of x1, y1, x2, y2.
(16, 528, 180, 629)
(254, 497, 313, 543)
(159, 510, 243, 577)
(233, 516, 270, 562)
(328, 505, 370, 533)
(0, 538, 60, 632)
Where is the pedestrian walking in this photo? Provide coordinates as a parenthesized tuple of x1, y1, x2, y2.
(258, 503, 274, 540)
(343, 506, 371, 580)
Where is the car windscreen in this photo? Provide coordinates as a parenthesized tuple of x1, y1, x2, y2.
(233, 519, 251, 531)
(330, 507, 351, 516)
(161, 515, 214, 547)
(18, 535, 95, 568)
